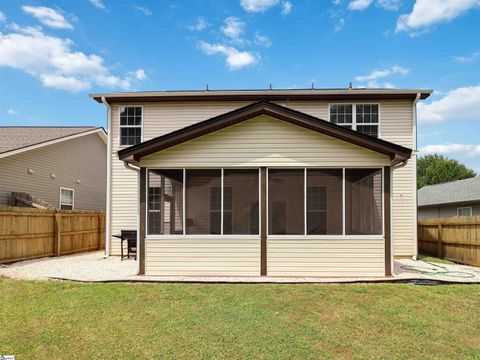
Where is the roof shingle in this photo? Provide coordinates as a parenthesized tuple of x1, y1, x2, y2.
(418, 177, 480, 207)
(0, 126, 98, 154)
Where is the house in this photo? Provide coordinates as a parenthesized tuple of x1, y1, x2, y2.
(418, 177, 480, 219)
(0, 126, 107, 211)
(91, 88, 431, 277)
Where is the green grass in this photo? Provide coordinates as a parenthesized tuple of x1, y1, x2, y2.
(0, 280, 479, 359)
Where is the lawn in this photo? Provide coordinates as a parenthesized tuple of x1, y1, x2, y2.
(0, 280, 479, 359)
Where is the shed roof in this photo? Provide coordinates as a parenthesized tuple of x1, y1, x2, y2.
(418, 177, 480, 207)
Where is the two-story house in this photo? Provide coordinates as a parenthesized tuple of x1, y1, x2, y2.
(91, 88, 431, 277)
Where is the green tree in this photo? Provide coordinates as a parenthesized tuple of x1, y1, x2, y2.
(417, 154, 476, 189)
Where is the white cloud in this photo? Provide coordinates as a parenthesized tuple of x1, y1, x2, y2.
(396, 0, 480, 33)
(240, 0, 279, 12)
(134, 69, 147, 80)
(199, 41, 257, 70)
(135, 6, 152, 16)
(254, 32, 271, 47)
(0, 11, 6, 23)
(348, 0, 374, 10)
(418, 85, 480, 124)
(281, 1, 292, 15)
(189, 17, 209, 31)
(334, 18, 346, 31)
(221, 17, 245, 41)
(356, 65, 409, 81)
(89, 0, 106, 10)
(452, 51, 480, 63)
(7, 109, 17, 115)
(419, 144, 480, 157)
(348, 0, 401, 10)
(0, 26, 143, 92)
(22, 6, 73, 30)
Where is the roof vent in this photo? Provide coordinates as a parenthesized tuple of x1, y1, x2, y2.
(348, 82, 353, 90)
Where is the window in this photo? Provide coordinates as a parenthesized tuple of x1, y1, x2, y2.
(268, 169, 304, 235)
(307, 169, 343, 235)
(186, 169, 221, 234)
(59, 187, 74, 210)
(223, 169, 259, 235)
(457, 207, 472, 217)
(120, 106, 142, 146)
(330, 104, 379, 137)
(345, 169, 382, 235)
(147, 170, 184, 235)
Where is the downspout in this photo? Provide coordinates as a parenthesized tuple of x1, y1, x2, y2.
(101, 97, 112, 258)
(412, 92, 421, 260)
(123, 162, 140, 275)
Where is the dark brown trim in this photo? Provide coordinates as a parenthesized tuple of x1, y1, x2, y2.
(139, 167, 146, 275)
(92, 90, 431, 103)
(118, 101, 412, 166)
(260, 167, 267, 276)
(384, 166, 392, 277)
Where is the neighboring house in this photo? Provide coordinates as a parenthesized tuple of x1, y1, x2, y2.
(0, 126, 107, 211)
(418, 177, 480, 219)
(91, 88, 431, 277)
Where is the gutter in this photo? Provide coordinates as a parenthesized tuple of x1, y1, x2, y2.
(412, 92, 421, 260)
(101, 97, 112, 257)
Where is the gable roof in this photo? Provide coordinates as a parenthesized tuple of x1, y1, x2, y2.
(118, 101, 412, 166)
(0, 126, 107, 159)
(91, 87, 432, 103)
(418, 177, 480, 207)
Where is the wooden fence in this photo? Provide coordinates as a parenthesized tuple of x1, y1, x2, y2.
(0, 206, 105, 264)
(418, 216, 480, 266)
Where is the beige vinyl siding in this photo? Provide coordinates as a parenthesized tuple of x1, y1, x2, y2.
(141, 115, 390, 168)
(0, 133, 106, 210)
(109, 99, 415, 257)
(418, 203, 480, 219)
(145, 238, 260, 275)
(268, 238, 385, 276)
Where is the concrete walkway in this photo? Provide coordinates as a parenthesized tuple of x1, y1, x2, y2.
(1, 251, 480, 283)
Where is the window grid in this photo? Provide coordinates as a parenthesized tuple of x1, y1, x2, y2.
(330, 104, 379, 138)
(119, 106, 142, 146)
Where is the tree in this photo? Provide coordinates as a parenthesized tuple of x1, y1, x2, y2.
(417, 154, 476, 189)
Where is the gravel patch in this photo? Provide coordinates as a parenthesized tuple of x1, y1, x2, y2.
(1, 252, 479, 283)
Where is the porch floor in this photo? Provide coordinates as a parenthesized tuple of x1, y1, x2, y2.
(1, 251, 480, 283)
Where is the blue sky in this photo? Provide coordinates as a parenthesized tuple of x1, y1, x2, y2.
(0, 0, 479, 171)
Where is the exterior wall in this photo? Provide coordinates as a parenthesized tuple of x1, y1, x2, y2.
(145, 238, 260, 276)
(267, 237, 385, 276)
(109, 99, 415, 258)
(418, 203, 480, 219)
(141, 116, 389, 276)
(0, 133, 106, 210)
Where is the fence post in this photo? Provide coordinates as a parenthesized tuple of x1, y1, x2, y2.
(54, 212, 62, 256)
(97, 213, 102, 250)
(437, 223, 442, 258)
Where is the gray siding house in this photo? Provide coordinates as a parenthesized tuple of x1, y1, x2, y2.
(418, 177, 480, 219)
(0, 126, 107, 211)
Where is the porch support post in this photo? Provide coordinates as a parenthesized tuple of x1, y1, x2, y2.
(139, 167, 146, 275)
(260, 167, 267, 276)
(384, 166, 392, 276)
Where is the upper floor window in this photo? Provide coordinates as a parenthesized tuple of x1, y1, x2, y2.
(330, 104, 379, 138)
(120, 106, 142, 146)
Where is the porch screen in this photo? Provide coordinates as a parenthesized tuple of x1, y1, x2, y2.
(345, 169, 382, 235)
(185, 169, 221, 234)
(307, 169, 343, 235)
(147, 170, 184, 235)
(223, 169, 259, 235)
(268, 169, 304, 235)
